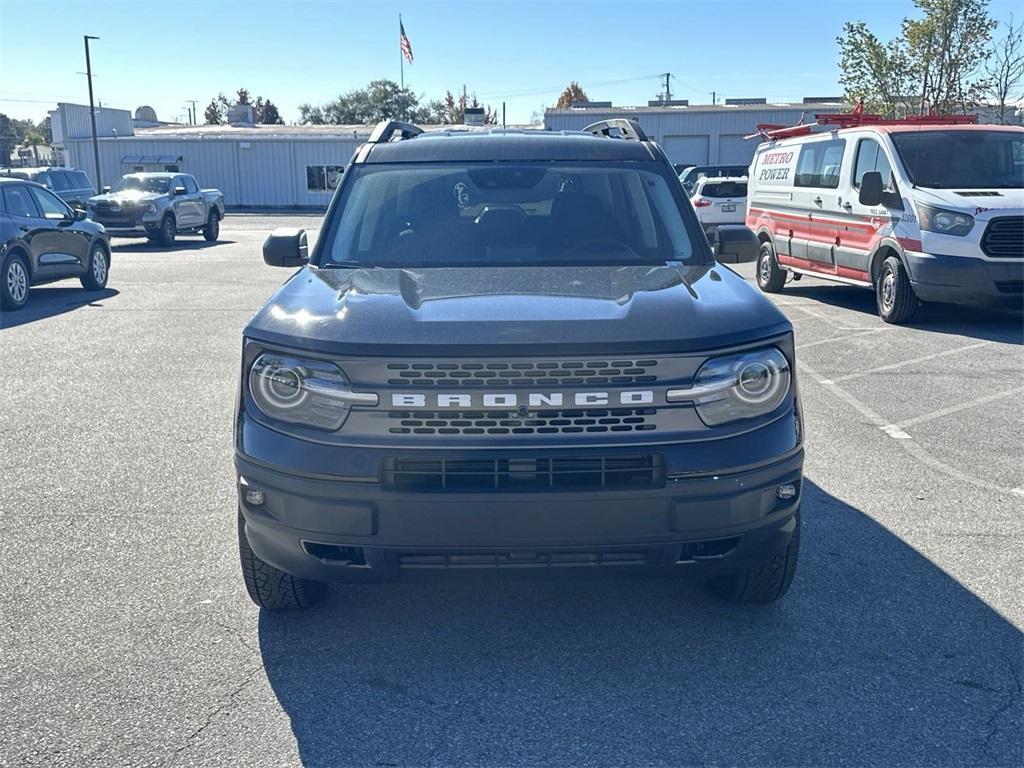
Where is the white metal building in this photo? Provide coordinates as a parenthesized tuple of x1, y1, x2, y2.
(545, 99, 846, 167)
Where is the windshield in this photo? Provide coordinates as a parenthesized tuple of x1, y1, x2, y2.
(113, 176, 171, 194)
(891, 130, 1024, 189)
(320, 162, 702, 268)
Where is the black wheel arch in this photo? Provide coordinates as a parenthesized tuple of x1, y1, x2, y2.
(868, 237, 909, 286)
(3, 244, 33, 279)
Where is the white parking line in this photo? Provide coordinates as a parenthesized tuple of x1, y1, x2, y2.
(796, 328, 890, 351)
(895, 386, 1024, 429)
(830, 341, 992, 383)
(798, 359, 1021, 498)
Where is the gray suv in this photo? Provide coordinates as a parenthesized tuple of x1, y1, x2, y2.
(0, 168, 96, 209)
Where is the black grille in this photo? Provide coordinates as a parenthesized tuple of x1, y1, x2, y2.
(382, 455, 664, 492)
(385, 359, 658, 387)
(995, 280, 1023, 294)
(400, 550, 648, 568)
(981, 216, 1023, 258)
(387, 408, 657, 435)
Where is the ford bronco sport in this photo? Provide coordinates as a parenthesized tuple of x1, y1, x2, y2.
(236, 120, 804, 609)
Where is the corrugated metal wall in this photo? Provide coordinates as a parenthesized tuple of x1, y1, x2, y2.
(545, 106, 833, 166)
(55, 103, 134, 141)
(64, 136, 363, 207)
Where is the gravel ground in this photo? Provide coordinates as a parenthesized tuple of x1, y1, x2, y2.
(1, 214, 1021, 767)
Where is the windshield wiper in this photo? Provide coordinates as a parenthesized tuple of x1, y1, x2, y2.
(321, 261, 375, 269)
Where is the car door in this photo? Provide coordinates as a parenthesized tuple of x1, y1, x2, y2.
(174, 175, 203, 227)
(26, 185, 89, 278)
(839, 136, 903, 281)
(795, 138, 847, 274)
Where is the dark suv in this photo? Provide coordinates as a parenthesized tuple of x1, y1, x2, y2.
(0, 178, 110, 310)
(0, 167, 96, 209)
(236, 120, 803, 609)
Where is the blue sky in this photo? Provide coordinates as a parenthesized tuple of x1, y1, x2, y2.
(1, 0, 1019, 125)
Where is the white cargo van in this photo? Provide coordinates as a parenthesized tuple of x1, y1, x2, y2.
(745, 119, 1023, 322)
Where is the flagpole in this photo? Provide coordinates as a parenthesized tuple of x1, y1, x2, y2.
(399, 13, 404, 90)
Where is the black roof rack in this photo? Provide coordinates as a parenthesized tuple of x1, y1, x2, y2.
(582, 119, 649, 142)
(367, 120, 424, 144)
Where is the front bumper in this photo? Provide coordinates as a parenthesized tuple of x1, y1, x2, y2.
(904, 251, 1023, 306)
(236, 448, 803, 583)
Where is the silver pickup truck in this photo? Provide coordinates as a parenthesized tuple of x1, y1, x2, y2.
(87, 172, 225, 246)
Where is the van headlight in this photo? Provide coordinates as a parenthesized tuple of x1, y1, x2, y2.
(915, 204, 974, 236)
(248, 352, 377, 430)
(667, 348, 790, 425)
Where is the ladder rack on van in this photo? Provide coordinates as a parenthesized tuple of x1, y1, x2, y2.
(748, 111, 980, 142)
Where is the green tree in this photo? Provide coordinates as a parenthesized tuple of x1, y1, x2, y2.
(838, 0, 997, 116)
(204, 98, 225, 125)
(253, 97, 284, 125)
(298, 103, 326, 124)
(0, 113, 14, 165)
(206, 90, 283, 124)
(556, 81, 589, 108)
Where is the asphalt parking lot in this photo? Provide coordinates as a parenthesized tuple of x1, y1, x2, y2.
(2, 213, 1021, 768)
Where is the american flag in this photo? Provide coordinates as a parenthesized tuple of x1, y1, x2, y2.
(400, 20, 414, 64)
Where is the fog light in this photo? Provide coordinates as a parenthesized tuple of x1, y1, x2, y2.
(245, 489, 265, 506)
(777, 483, 797, 500)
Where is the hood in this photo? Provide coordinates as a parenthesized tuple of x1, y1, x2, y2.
(244, 264, 791, 356)
(913, 186, 1024, 214)
(88, 189, 162, 205)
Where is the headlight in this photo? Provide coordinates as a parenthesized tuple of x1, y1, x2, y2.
(144, 203, 157, 215)
(667, 347, 791, 426)
(248, 352, 377, 430)
(915, 204, 974, 236)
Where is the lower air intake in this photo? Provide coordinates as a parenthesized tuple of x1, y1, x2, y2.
(382, 454, 664, 492)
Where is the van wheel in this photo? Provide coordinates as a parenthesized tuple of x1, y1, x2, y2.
(80, 243, 109, 291)
(238, 510, 326, 609)
(756, 242, 786, 292)
(706, 512, 800, 604)
(876, 256, 917, 324)
(2, 252, 30, 310)
(203, 211, 220, 242)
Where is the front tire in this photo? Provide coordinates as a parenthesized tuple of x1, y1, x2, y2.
(876, 255, 917, 324)
(238, 511, 326, 609)
(156, 214, 176, 247)
(756, 241, 786, 293)
(706, 512, 800, 604)
(80, 243, 109, 291)
(203, 211, 220, 242)
(1, 252, 30, 311)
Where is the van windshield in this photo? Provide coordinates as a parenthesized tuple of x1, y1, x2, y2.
(320, 162, 703, 268)
(891, 130, 1024, 189)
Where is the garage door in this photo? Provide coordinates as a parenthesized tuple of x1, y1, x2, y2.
(718, 134, 755, 165)
(661, 135, 709, 166)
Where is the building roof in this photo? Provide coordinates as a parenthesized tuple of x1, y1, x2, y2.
(363, 128, 658, 163)
(545, 101, 845, 115)
(133, 123, 374, 140)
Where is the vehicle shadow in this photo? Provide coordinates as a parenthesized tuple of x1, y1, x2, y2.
(0, 287, 118, 329)
(783, 281, 1023, 344)
(110, 239, 235, 254)
(257, 480, 1022, 767)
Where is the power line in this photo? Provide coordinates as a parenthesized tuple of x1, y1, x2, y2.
(477, 73, 664, 100)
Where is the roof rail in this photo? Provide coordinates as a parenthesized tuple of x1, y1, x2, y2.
(583, 119, 649, 142)
(367, 120, 424, 144)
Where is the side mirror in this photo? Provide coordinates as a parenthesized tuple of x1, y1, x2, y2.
(173, 186, 187, 197)
(73, 208, 88, 221)
(859, 171, 884, 206)
(101, 185, 111, 194)
(263, 228, 308, 267)
(714, 225, 759, 264)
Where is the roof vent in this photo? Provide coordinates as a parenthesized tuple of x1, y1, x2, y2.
(227, 103, 254, 126)
(571, 101, 612, 109)
(802, 96, 844, 104)
(725, 98, 767, 105)
(463, 107, 485, 127)
(647, 100, 689, 107)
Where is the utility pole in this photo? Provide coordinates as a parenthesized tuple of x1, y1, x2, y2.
(188, 100, 198, 125)
(712, 91, 716, 106)
(84, 35, 101, 190)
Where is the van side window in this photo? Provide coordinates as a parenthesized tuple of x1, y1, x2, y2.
(854, 139, 895, 191)
(795, 139, 847, 189)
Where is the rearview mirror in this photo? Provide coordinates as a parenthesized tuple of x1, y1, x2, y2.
(714, 225, 759, 264)
(263, 228, 309, 268)
(859, 171, 884, 206)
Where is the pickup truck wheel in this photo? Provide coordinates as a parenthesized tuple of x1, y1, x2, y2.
(238, 510, 326, 609)
(876, 256, 918, 324)
(2, 252, 30, 310)
(202, 211, 220, 242)
(756, 241, 786, 293)
(80, 242, 109, 291)
(156, 214, 176, 247)
(705, 512, 800, 604)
